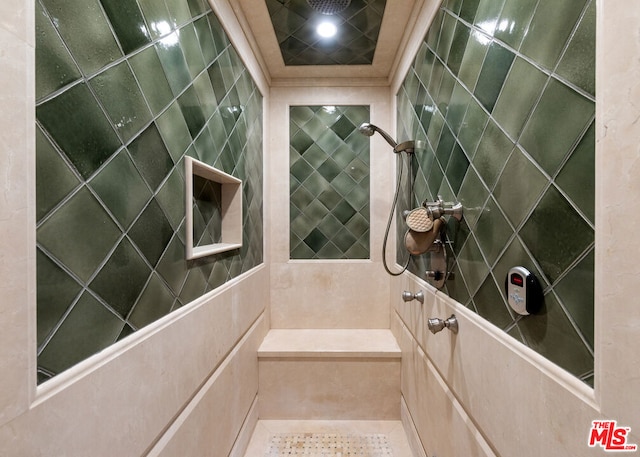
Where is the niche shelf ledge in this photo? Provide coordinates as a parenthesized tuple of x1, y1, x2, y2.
(185, 156, 242, 260)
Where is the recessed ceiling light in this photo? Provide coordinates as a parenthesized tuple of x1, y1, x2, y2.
(317, 21, 337, 38)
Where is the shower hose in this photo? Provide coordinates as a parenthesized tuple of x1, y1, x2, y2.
(382, 151, 411, 276)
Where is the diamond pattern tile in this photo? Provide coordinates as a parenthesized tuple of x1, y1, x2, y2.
(36, 3, 263, 382)
(290, 106, 370, 259)
(397, 1, 594, 385)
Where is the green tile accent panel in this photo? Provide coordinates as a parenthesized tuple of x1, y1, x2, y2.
(156, 101, 193, 163)
(129, 199, 175, 268)
(99, 0, 151, 54)
(471, 119, 514, 188)
(129, 47, 175, 116)
(89, 61, 153, 144)
(88, 149, 152, 230)
(520, 77, 594, 176)
(493, 0, 537, 49)
(459, 0, 480, 23)
(457, 167, 489, 230)
(457, 30, 490, 93)
(516, 292, 593, 379)
(473, 197, 513, 266)
(456, 235, 489, 295)
(35, 126, 81, 222)
(128, 273, 175, 329)
(193, 16, 217, 63)
(492, 147, 547, 228)
(35, 1, 82, 101)
(156, 32, 193, 97)
(556, 122, 595, 223)
(473, 275, 512, 328)
(37, 187, 122, 282)
(473, 41, 515, 113)
(127, 123, 174, 192)
(137, 0, 171, 40)
(519, 0, 589, 70)
(38, 292, 125, 376)
(39, 0, 122, 75)
(556, 0, 596, 96)
(290, 106, 370, 259)
(492, 57, 548, 140)
(165, 0, 192, 28)
(89, 238, 151, 319)
(473, 0, 506, 36)
(36, 248, 82, 347)
(36, 2, 263, 382)
(554, 249, 595, 348)
(520, 186, 593, 284)
(266, 0, 387, 66)
(36, 82, 122, 180)
(179, 23, 207, 78)
(397, 0, 595, 384)
(178, 85, 207, 138)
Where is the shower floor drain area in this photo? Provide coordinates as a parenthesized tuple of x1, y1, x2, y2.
(265, 433, 393, 456)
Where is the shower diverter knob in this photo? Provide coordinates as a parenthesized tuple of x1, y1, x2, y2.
(402, 290, 424, 304)
(427, 314, 458, 334)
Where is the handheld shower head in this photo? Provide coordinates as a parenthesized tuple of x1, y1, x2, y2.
(358, 123, 415, 154)
(358, 123, 397, 149)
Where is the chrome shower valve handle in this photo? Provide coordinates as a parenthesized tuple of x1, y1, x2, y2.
(427, 314, 458, 334)
(402, 290, 424, 304)
(422, 196, 463, 221)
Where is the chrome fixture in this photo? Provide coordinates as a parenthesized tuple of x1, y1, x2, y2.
(358, 123, 415, 154)
(359, 122, 417, 277)
(401, 195, 464, 289)
(402, 290, 424, 304)
(427, 314, 458, 334)
(425, 240, 447, 289)
(308, 0, 351, 15)
(422, 197, 463, 221)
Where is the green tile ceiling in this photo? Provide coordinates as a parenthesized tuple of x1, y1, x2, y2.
(265, 0, 387, 65)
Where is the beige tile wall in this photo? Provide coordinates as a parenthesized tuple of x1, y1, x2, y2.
(268, 85, 396, 329)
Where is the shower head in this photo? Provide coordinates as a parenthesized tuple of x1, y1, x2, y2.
(358, 123, 397, 148)
(358, 123, 415, 154)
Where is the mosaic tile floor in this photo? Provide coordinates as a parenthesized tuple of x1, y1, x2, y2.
(265, 433, 393, 456)
(243, 420, 413, 457)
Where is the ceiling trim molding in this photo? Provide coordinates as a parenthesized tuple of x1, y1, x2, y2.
(270, 77, 391, 88)
(208, 0, 272, 94)
(389, 0, 443, 95)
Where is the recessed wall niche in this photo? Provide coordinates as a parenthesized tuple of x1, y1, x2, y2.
(185, 156, 242, 259)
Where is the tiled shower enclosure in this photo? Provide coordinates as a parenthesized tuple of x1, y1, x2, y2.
(397, 0, 595, 384)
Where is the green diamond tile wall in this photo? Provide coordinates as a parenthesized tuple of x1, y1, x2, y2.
(266, 0, 387, 65)
(290, 106, 370, 259)
(35, 0, 263, 383)
(397, 0, 595, 385)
